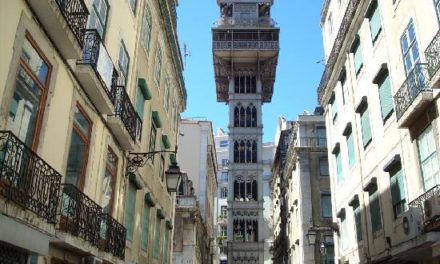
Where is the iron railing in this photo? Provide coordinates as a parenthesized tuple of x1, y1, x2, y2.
(100, 213, 126, 259)
(59, 184, 102, 246)
(0, 131, 62, 224)
(295, 137, 327, 148)
(408, 184, 440, 232)
(425, 29, 440, 79)
(176, 195, 197, 209)
(213, 30, 279, 42)
(317, 0, 361, 104)
(409, 184, 440, 208)
(110, 77, 142, 141)
(213, 41, 279, 50)
(216, 17, 276, 27)
(54, 0, 89, 47)
(394, 64, 432, 121)
(78, 29, 114, 94)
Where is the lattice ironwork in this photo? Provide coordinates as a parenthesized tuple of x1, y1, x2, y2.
(127, 150, 177, 173)
(409, 184, 440, 208)
(317, 0, 361, 104)
(394, 63, 432, 121)
(213, 41, 279, 50)
(0, 243, 28, 264)
(58, 184, 102, 246)
(0, 131, 62, 223)
(409, 184, 440, 233)
(100, 213, 127, 259)
(54, 0, 89, 47)
(426, 29, 440, 79)
(110, 76, 142, 141)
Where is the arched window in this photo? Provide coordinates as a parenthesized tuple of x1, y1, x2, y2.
(234, 106, 240, 127)
(239, 106, 245, 127)
(251, 105, 257, 127)
(246, 106, 252, 127)
(252, 180, 258, 200)
(234, 180, 239, 199)
(251, 76, 257, 93)
(221, 187, 228, 198)
(239, 141, 245, 163)
(234, 141, 239, 163)
(234, 76, 240, 93)
(246, 141, 252, 163)
(251, 141, 257, 163)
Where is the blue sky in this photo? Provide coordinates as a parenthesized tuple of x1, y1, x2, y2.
(177, 1, 325, 143)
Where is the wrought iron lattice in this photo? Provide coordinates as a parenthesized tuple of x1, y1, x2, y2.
(0, 243, 28, 264)
(425, 29, 440, 79)
(394, 64, 432, 120)
(58, 184, 102, 246)
(54, 0, 89, 47)
(127, 150, 177, 173)
(0, 131, 62, 223)
(78, 29, 102, 67)
(100, 213, 127, 259)
(317, 0, 360, 104)
(408, 184, 440, 208)
(110, 76, 143, 141)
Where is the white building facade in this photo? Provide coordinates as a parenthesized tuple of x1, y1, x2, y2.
(319, 0, 440, 263)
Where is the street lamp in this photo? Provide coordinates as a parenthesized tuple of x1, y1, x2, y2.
(319, 242, 327, 255)
(165, 161, 182, 192)
(306, 230, 317, 245)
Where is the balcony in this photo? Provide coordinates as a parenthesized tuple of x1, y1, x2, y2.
(108, 77, 142, 150)
(216, 16, 276, 27)
(0, 131, 62, 224)
(425, 29, 440, 88)
(75, 30, 115, 115)
(295, 137, 327, 149)
(58, 184, 126, 259)
(176, 195, 197, 210)
(409, 184, 440, 233)
(27, 0, 89, 59)
(394, 64, 434, 128)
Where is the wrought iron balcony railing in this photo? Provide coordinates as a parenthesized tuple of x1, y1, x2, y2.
(408, 184, 440, 232)
(0, 131, 62, 224)
(176, 195, 197, 209)
(59, 184, 102, 246)
(213, 41, 279, 50)
(295, 137, 327, 148)
(425, 29, 440, 79)
(78, 29, 114, 94)
(54, 0, 89, 47)
(394, 64, 432, 121)
(110, 78, 142, 141)
(99, 213, 126, 259)
(216, 16, 276, 27)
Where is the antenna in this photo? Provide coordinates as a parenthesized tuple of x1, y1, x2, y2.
(183, 42, 191, 69)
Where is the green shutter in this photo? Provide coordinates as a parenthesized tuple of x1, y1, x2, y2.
(141, 204, 150, 251)
(336, 152, 343, 183)
(136, 86, 145, 120)
(347, 132, 356, 169)
(331, 98, 338, 120)
(162, 135, 171, 149)
(369, 3, 382, 41)
(390, 167, 406, 206)
(152, 111, 162, 128)
(370, 191, 382, 233)
(354, 43, 363, 75)
(153, 213, 161, 259)
(361, 107, 372, 147)
(164, 229, 170, 264)
(379, 75, 393, 120)
(124, 182, 137, 241)
(354, 206, 362, 241)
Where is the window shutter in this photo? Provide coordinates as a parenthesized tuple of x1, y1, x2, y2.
(336, 152, 343, 183)
(125, 182, 136, 241)
(354, 44, 363, 74)
(136, 87, 145, 119)
(370, 192, 382, 233)
(361, 108, 372, 147)
(390, 172, 400, 205)
(369, 5, 381, 41)
(331, 98, 338, 120)
(141, 205, 150, 250)
(379, 75, 393, 119)
(347, 132, 356, 168)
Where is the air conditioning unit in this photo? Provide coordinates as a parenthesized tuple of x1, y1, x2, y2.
(393, 207, 423, 244)
(424, 195, 440, 220)
(82, 256, 103, 264)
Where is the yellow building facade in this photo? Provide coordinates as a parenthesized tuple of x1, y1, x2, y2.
(0, 0, 186, 263)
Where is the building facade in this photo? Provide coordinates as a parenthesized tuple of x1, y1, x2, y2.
(175, 119, 219, 264)
(319, 0, 440, 262)
(212, 0, 279, 262)
(214, 129, 276, 264)
(0, 0, 186, 263)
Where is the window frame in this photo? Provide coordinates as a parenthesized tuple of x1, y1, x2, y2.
(118, 40, 130, 81)
(149, 122, 157, 162)
(124, 180, 137, 241)
(128, 0, 137, 14)
(400, 20, 421, 75)
(142, 5, 153, 53)
(154, 45, 163, 88)
(141, 203, 151, 251)
(102, 147, 118, 216)
(320, 193, 332, 218)
(88, 0, 110, 39)
(366, 0, 382, 43)
(319, 156, 329, 176)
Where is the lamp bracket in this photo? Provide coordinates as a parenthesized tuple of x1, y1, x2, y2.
(127, 150, 177, 173)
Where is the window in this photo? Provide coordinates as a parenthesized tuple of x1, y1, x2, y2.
(334, 147, 343, 184)
(367, 1, 382, 42)
(220, 226, 227, 237)
(377, 71, 394, 121)
(329, 94, 337, 122)
(128, 0, 137, 13)
(160, 155, 165, 181)
(417, 125, 440, 190)
(65, 106, 92, 188)
(164, 78, 170, 112)
(389, 164, 407, 218)
(369, 187, 382, 233)
(401, 21, 420, 74)
(222, 159, 229, 167)
(221, 206, 227, 218)
(359, 103, 372, 148)
(141, 204, 151, 251)
(154, 45, 162, 87)
(353, 205, 362, 241)
(136, 85, 145, 119)
(118, 41, 129, 80)
(234, 74, 257, 93)
(340, 70, 348, 105)
(352, 38, 363, 76)
(163, 229, 171, 264)
(234, 140, 257, 163)
(101, 148, 117, 215)
(153, 213, 162, 259)
(142, 6, 152, 53)
(345, 127, 356, 169)
(220, 140, 228, 147)
(124, 181, 137, 241)
(221, 171, 229, 182)
(327, 13, 333, 36)
(234, 180, 257, 201)
(221, 187, 228, 198)
(317, 126, 327, 147)
(321, 193, 332, 218)
(340, 215, 349, 250)
(87, 0, 109, 38)
(8, 36, 51, 149)
(149, 123, 157, 161)
(319, 156, 329, 176)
